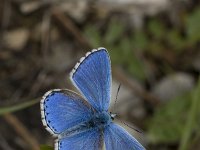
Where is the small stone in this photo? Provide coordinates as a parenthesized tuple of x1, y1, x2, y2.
(58, 1, 88, 22)
(152, 72, 195, 101)
(20, 1, 42, 14)
(3, 28, 29, 51)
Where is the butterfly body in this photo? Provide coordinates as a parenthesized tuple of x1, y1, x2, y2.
(88, 111, 112, 128)
(41, 47, 145, 150)
(59, 111, 112, 139)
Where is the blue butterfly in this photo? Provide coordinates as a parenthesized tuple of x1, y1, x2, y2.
(40, 47, 145, 150)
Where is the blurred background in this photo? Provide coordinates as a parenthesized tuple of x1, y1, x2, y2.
(0, 0, 200, 149)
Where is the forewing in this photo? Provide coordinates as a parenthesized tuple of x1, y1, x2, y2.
(40, 89, 94, 135)
(55, 128, 103, 150)
(104, 123, 145, 150)
(70, 47, 111, 112)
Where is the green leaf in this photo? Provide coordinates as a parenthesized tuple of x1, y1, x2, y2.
(40, 145, 54, 150)
(148, 78, 200, 147)
(132, 31, 149, 51)
(104, 18, 125, 44)
(147, 92, 191, 144)
(148, 42, 164, 56)
(167, 30, 185, 53)
(119, 37, 132, 61)
(128, 59, 146, 81)
(179, 77, 200, 150)
(119, 38, 146, 81)
(148, 19, 166, 40)
(105, 45, 121, 64)
(84, 25, 102, 47)
(186, 9, 200, 44)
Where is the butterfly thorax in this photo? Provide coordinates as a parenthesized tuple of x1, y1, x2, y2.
(88, 111, 111, 128)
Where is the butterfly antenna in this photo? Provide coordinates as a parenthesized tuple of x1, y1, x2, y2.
(120, 120, 142, 134)
(113, 83, 121, 113)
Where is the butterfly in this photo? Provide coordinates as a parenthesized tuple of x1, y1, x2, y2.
(40, 47, 145, 150)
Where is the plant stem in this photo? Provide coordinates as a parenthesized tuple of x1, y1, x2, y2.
(0, 98, 39, 115)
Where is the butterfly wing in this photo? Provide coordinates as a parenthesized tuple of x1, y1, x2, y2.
(55, 128, 103, 150)
(104, 123, 145, 150)
(40, 89, 94, 135)
(70, 47, 111, 112)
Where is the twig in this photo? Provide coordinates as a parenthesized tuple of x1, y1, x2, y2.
(3, 113, 40, 150)
(0, 134, 14, 150)
(41, 10, 51, 61)
(1, 0, 11, 30)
